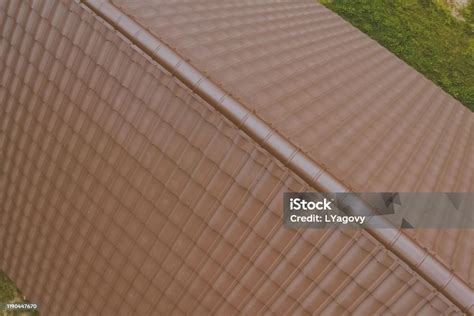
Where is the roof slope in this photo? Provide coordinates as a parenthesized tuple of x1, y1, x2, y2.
(0, 0, 472, 314)
(111, 0, 473, 193)
(108, 0, 474, 293)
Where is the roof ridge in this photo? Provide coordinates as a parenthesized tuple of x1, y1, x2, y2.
(80, 0, 473, 313)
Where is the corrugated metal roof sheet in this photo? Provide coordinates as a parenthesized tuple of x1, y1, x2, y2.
(0, 0, 472, 314)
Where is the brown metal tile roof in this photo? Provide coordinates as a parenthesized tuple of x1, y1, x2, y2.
(104, 0, 474, 299)
(110, 0, 473, 193)
(0, 0, 472, 315)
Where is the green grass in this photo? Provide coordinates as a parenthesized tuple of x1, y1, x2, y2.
(320, 0, 474, 111)
(0, 271, 38, 316)
(462, 1, 474, 24)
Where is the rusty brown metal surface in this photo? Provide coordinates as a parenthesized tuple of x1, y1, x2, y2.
(0, 0, 472, 315)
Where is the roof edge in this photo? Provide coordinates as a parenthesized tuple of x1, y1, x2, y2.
(80, 0, 473, 312)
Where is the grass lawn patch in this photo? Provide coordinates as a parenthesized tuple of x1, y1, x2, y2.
(320, 0, 474, 111)
(0, 271, 38, 315)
